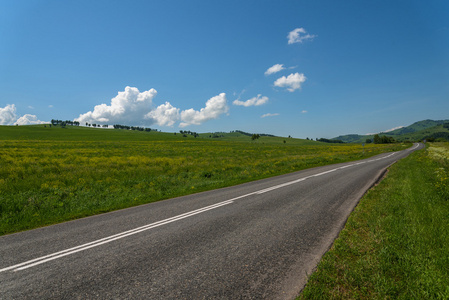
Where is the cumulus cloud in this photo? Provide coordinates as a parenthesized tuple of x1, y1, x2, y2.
(0, 104, 47, 125)
(75, 87, 229, 128)
(287, 28, 316, 44)
(261, 113, 279, 118)
(75, 86, 157, 125)
(274, 72, 306, 92)
(265, 64, 285, 76)
(180, 93, 229, 127)
(233, 94, 269, 107)
(14, 114, 48, 125)
(145, 102, 180, 127)
(0, 104, 18, 125)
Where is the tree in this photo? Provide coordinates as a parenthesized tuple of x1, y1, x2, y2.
(374, 134, 395, 144)
(373, 134, 381, 144)
(251, 134, 260, 141)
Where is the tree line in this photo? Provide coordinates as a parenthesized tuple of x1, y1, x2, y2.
(235, 130, 275, 137)
(51, 119, 158, 132)
(179, 130, 199, 137)
(315, 135, 397, 144)
(372, 134, 396, 144)
(316, 138, 344, 143)
(87, 123, 109, 128)
(51, 119, 80, 127)
(114, 124, 154, 131)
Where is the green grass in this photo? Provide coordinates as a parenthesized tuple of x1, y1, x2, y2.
(0, 124, 182, 141)
(0, 125, 408, 235)
(299, 142, 449, 299)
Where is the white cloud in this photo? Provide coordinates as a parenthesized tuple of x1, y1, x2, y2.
(145, 102, 180, 127)
(14, 114, 47, 125)
(274, 72, 306, 92)
(382, 126, 404, 133)
(366, 126, 405, 135)
(75, 87, 229, 128)
(0, 104, 17, 125)
(75, 86, 157, 125)
(48, 105, 54, 108)
(265, 64, 285, 76)
(233, 94, 269, 107)
(0, 104, 47, 125)
(261, 113, 279, 118)
(301, 110, 308, 114)
(287, 28, 316, 44)
(180, 93, 229, 127)
(233, 89, 246, 98)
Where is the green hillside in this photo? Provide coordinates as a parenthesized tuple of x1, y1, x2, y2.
(384, 119, 448, 136)
(0, 124, 179, 141)
(332, 134, 366, 143)
(333, 119, 449, 143)
(0, 124, 318, 145)
(389, 123, 445, 141)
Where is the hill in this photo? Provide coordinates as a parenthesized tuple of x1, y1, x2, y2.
(384, 119, 448, 136)
(333, 119, 449, 143)
(0, 125, 320, 145)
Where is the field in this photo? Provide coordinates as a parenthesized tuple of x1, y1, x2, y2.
(0, 125, 408, 235)
(299, 142, 449, 299)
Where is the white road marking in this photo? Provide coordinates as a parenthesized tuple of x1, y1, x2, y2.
(1, 200, 235, 272)
(1, 146, 413, 273)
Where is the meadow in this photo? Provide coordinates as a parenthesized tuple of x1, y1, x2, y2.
(0, 125, 408, 235)
(299, 142, 449, 299)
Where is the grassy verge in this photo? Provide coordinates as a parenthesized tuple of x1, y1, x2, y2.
(299, 143, 449, 299)
(0, 125, 408, 235)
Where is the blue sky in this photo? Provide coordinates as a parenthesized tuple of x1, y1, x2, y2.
(1, 0, 448, 138)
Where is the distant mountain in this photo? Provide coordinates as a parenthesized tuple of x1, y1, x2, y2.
(333, 119, 449, 143)
(383, 119, 448, 135)
(332, 134, 366, 143)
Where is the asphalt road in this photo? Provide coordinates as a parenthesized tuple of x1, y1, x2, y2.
(0, 143, 423, 299)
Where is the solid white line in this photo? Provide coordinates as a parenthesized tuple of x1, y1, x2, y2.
(257, 151, 398, 194)
(311, 169, 337, 177)
(14, 201, 234, 271)
(1, 149, 402, 272)
(1, 200, 235, 273)
(256, 178, 307, 194)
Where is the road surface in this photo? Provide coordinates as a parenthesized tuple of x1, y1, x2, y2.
(0, 143, 423, 299)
